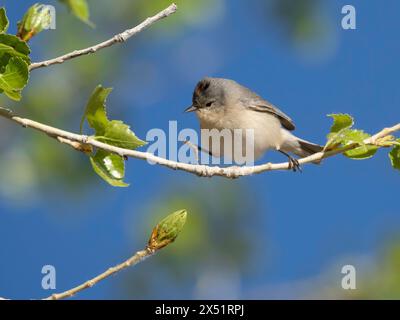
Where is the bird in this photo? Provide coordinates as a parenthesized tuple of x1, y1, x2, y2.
(185, 77, 322, 171)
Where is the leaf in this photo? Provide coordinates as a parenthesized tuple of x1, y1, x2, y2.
(81, 85, 146, 149)
(81, 85, 146, 186)
(325, 113, 354, 149)
(17, 4, 53, 41)
(0, 43, 31, 65)
(0, 57, 29, 101)
(0, 8, 9, 33)
(148, 210, 187, 251)
(0, 34, 31, 64)
(325, 114, 380, 160)
(90, 150, 129, 187)
(0, 34, 30, 56)
(95, 120, 147, 149)
(80, 85, 111, 134)
(59, 0, 94, 27)
(328, 113, 354, 133)
(344, 143, 378, 159)
(389, 142, 400, 171)
(341, 130, 378, 159)
(3, 89, 22, 101)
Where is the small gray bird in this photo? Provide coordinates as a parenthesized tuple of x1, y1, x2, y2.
(185, 77, 322, 170)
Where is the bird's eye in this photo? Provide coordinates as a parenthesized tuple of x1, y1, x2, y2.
(206, 101, 213, 107)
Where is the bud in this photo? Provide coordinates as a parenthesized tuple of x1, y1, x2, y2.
(17, 4, 53, 41)
(375, 135, 399, 147)
(147, 210, 187, 252)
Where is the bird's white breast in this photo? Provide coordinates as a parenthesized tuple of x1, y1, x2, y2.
(196, 108, 284, 161)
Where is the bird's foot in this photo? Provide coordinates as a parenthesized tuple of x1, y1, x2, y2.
(278, 150, 302, 172)
(288, 156, 302, 172)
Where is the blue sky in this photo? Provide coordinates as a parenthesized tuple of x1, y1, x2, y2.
(0, 0, 399, 299)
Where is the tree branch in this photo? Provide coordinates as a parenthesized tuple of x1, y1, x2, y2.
(28, 3, 178, 71)
(44, 247, 154, 300)
(1, 108, 399, 178)
(0, 209, 186, 300)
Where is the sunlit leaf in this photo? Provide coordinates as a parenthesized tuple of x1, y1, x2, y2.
(81, 85, 146, 186)
(328, 113, 354, 133)
(344, 143, 378, 159)
(325, 114, 380, 160)
(96, 120, 147, 149)
(0, 34, 31, 64)
(80, 85, 111, 134)
(342, 130, 378, 159)
(0, 8, 9, 33)
(90, 150, 128, 187)
(59, 0, 94, 27)
(2, 89, 22, 101)
(325, 113, 354, 149)
(0, 57, 29, 101)
(389, 142, 400, 171)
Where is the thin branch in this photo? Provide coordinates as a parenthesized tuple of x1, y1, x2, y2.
(1, 108, 399, 178)
(44, 247, 154, 300)
(28, 3, 178, 71)
(0, 206, 186, 300)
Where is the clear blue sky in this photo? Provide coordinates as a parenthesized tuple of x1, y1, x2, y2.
(0, 0, 399, 299)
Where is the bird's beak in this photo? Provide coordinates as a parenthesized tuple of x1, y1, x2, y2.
(184, 105, 198, 113)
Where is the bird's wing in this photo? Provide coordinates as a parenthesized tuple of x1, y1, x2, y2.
(243, 97, 296, 131)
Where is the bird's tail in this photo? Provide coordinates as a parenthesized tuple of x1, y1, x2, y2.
(297, 138, 323, 157)
(280, 130, 323, 162)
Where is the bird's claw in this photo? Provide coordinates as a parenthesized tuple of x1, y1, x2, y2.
(288, 156, 302, 172)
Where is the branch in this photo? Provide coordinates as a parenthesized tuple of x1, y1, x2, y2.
(0, 210, 186, 300)
(44, 247, 154, 300)
(28, 3, 178, 71)
(1, 108, 399, 178)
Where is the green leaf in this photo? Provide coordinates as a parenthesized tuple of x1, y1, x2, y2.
(325, 113, 354, 149)
(81, 85, 146, 149)
(0, 43, 31, 65)
(333, 129, 378, 159)
(325, 114, 380, 160)
(148, 210, 187, 251)
(82, 85, 146, 186)
(0, 34, 31, 64)
(389, 142, 400, 171)
(341, 130, 378, 159)
(17, 4, 53, 41)
(95, 120, 147, 149)
(80, 85, 111, 134)
(59, 0, 94, 27)
(90, 150, 129, 187)
(345, 143, 378, 159)
(0, 8, 9, 33)
(0, 57, 29, 101)
(328, 113, 354, 133)
(3, 89, 22, 101)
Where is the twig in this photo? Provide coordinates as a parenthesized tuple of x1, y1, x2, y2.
(44, 247, 154, 300)
(0, 207, 186, 300)
(28, 3, 178, 71)
(1, 108, 399, 178)
(57, 136, 93, 153)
